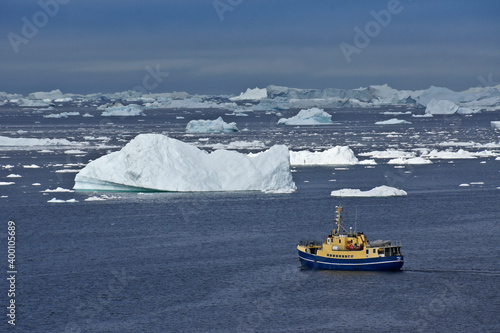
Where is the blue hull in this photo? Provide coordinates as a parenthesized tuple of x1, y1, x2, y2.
(298, 250, 404, 271)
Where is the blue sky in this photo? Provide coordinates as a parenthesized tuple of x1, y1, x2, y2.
(1, 0, 499, 94)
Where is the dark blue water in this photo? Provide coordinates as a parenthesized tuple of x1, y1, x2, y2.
(0, 104, 499, 332)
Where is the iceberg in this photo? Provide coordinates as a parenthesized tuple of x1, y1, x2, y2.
(425, 99, 459, 115)
(74, 134, 296, 192)
(0, 135, 80, 147)
(29, 89, 65, 101)
(387, 157, 432, 165)
(186, 117, 238, 133)
(359, 149, 415, 159)
(375, 118, 412, 125)
(278, 108, 333, 125)
(230, 88, 267, 101)
(101, 104, 144, 116)
(331, 185, 407, 197)
(44, 112, 80, 118)
(289, 146, 358, 166)
(491, 121, 500, 130)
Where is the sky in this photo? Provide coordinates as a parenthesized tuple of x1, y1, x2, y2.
(1, 0, 499, 95)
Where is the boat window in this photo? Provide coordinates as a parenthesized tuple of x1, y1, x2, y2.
(373, 249, 376, 253)
(366, 249, 369, 254)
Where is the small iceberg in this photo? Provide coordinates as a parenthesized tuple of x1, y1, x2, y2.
(289, 146, 358, 166)
(278, 108, 333, 125)
(186, 117, 238, 133)
(230, 87, 267, 101)
(375, 118, 412, 125)
(101, 104, 144, 116)
(331, 185, 407, 197)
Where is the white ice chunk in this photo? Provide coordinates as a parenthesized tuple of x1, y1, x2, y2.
(74, 134, 296, 192)
(387, 157, 432, 165)
(289, 146, 358, 166)
(331, 185, 407, 197)
(230, 88, 267, 101)
(278, 108, 333, 125)
(101, 104, 144, 116)
(425, 99, 459, 115)
(186, 117, 238, 133)
(375, 118, 412, 125)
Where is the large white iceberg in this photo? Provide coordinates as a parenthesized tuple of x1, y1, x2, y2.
(74, 134, 296, 192)
(278, 108, 333, 125)
(101, 104, 144, 116)
(230, 88, 267, 101)
(331, 185, 407, 197)
(289, 146, 358, 166)
(186, 117, 238, 133)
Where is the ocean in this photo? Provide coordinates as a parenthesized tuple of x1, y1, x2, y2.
(0, 103, 499, 332)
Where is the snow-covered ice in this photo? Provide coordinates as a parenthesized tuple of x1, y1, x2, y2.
(425, 99, 459, 115)
(492, 121, 500, 130)
(230, 88, 267, 101)
(278, 108, 333, 125)
(330, 185, 407, 197)
(387, 157, 432, 165)
(74, 134, 296, 192)
(375, 118, 412, 125)
(0, 135, 81, 148)
(42, 187, 75, 193)
(101, 104, 144, 116)
(289, 146, 358, 166)
(186, 117, 238, 133)
(44, 112, 80, 118)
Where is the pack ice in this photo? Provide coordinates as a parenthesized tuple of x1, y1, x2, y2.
(73, 134, 296, 192)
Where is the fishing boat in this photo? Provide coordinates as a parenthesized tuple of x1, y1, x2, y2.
(297, 205, 403, 271)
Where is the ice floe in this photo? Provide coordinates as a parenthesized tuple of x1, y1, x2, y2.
(186, 117, 238, 133)
(74, 134, 296, 192)
(0, 135, 81, 147)
(289, 146, 358, 166)
(42, 187, 75, 193)
(44, 112, 80, 118)
(101, 104, 144, 116)
(331, 185, 407, 197)
(47, 198, 78, 203)
(0, 182, 15, 186)
(375, 118, 412, 125)
(387, 157, 432, 165)
(6, 174, 22, 178)
(278, 108, 333, 125)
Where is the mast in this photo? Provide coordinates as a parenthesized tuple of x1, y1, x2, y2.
(335, 204, 343, 235)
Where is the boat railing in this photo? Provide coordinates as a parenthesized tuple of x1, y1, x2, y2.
(368, 240, 402, 248)
(299, 240, 323, 247)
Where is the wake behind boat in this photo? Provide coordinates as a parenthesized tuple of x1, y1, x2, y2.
(297, 205, 403, 271)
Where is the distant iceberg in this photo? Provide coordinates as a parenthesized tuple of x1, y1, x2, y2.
(278, 108, 333, 125)
(186, 117, 238, 133)
(491, 121, 500, 130)
(289, 146, 358, 166)
(101, 104, 144, 116)
(387, 157, 432, 165)
(74, 134, 296, 192)
(375, 118, 412, 125)
(0, 135, 80, 147)
(29, 89, 65, 101)
(331, 185, 407, 197)
(230, 88, 267, 101)
(425, 99, 459, 115)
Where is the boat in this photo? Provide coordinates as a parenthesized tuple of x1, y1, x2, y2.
(297, 204, 404, 271)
